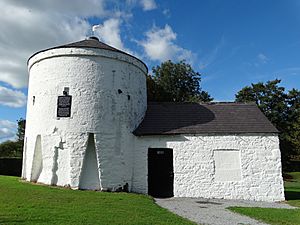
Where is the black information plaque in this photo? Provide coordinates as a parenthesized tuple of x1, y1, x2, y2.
(57, 95, 72, 117)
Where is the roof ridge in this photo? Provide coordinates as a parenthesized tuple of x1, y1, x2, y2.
(147, 101, 257, 105)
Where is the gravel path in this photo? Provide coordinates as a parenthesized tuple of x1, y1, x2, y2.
(155, 197, 296, 225)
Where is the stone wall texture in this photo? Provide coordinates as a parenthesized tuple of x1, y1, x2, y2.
(23, 43, 284, 202)
(23, 47, 147, 191)
(132, 134, 285, 202)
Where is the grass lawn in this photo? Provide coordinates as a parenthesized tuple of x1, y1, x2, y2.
(229, 172, 300, 225)
(0, 176, 194, 225)
(285, 172, 300, 207)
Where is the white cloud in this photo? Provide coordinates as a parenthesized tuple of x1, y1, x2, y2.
(6, 0, 106, 17)
(125, 0, 157, 11)
(0, 86, 27, 107)
(140, 0, 157, 11)
(0, 120, 17, 130)
(93, 18, 125, 50)
(198, 36, 226, 70)
(0, 0, 107, 88)
(162, 9, 171, 18)
(257, 53, 269, 64)
(0, 120, 17, 142)
(93, 18, 140, 57)
(139, 24, 194, 63)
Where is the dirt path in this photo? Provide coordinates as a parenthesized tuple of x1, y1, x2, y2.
(155, 197, 295, 225)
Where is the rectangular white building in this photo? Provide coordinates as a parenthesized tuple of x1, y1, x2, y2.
(132, 102, 285, 202)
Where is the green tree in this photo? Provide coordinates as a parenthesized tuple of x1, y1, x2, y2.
(0, 118, 25, 158)
(235, 79, 300, 170)
(285, 88, 300, 161)
(0, 141, 23, 158)
(147, 60, 213, 102)
(17, 118, 25, 142)
(235, 79, 287, 125)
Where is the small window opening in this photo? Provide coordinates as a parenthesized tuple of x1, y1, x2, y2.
(63, 87, 69, 96)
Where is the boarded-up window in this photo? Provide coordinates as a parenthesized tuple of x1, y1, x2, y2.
(214, 150, 242, 181)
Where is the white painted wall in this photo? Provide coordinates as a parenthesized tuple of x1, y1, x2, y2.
(132, 134, 285, 202)
(23, 46, 147, 191)
(23, 41, 284, 202)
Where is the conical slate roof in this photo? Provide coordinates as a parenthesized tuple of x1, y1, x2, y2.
(28, 37, 147, 71)
(58, 37, 124, 53)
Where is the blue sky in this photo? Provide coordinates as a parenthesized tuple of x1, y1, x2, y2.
(1, 0, 300, 142)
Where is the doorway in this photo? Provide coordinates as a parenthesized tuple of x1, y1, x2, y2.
(148, 148, 174, 198)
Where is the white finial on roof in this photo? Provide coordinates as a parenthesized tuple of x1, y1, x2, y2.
(92, 24, 101, 33)
(88, 25, 101, 40)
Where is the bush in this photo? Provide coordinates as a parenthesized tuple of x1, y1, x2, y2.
(0, 140, 23, 158)
(0, 158, 22, 176)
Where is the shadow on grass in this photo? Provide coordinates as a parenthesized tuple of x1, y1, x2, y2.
(0, 218, 48, 224)
(285, 191, 300, 201)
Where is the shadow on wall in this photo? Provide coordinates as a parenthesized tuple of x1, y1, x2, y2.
(134, 102, 215, 135)
(51, 138, 66, 186)
(51, 146, 59, 185)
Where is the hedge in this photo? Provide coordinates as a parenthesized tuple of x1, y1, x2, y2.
(0, 158, 22, 176)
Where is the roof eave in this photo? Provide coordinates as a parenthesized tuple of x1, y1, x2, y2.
(133, 130, 279, 137)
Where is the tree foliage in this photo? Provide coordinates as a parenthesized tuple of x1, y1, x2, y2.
(235, 79, 300, 170)
(0, 118, 25, 158)
(0, 140, 23, 158)
(147, 60, 213, 102)
(17, 118, 26, 142)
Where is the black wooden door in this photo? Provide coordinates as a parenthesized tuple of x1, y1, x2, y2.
(148, 148, 174, 198)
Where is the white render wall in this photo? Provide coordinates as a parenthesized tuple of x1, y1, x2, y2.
(22, 42, 285, 202)
(23, 47, 147, 191)
(132, 133, 285, 202)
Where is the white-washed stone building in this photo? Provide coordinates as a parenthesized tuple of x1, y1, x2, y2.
(22, 37, 285, 202)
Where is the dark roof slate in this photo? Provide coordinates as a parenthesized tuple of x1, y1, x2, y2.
(133, 102, 278, 136)
(58, 38, 123, 53)
(28, 37, 148, 72)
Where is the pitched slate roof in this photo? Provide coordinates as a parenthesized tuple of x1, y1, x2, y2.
(133, 102, 278, 136)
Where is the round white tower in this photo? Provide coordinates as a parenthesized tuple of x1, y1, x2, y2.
(22, 37, 147, 191)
